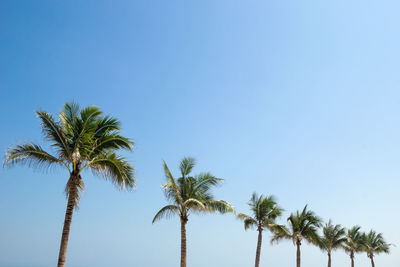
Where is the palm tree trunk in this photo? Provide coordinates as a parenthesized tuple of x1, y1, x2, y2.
(57, 176, 78, 267)
(370, 256, 375, 267)
(350, 252, 354, 267)
(254, 227, 263, 267)
(180, 217, 188, 267)
(327, 252, 331, 267)
(296, 239, 301, 267)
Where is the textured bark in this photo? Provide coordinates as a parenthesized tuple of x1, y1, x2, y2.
(180, 217, 188, 267)
(327, 252, 331, 267)
(370, 256, 375, 267)
(254, 226, 263, 267)
(296, 239, 301, 267)
(350, 252, 355, 267)
(57, 175, 78, 267)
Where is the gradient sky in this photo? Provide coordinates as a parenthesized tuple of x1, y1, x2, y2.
(0, 1, 399, 267)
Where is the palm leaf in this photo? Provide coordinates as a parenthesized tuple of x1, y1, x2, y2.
(179, 157, 195, 177)
(37, 111, 71, 160)
(88, 152, 135, 190)
(4, 143, 70, 172)
(152, 205, 180, 223)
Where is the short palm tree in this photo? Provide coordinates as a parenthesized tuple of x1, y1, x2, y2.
(318, 220, 346, 267)
(4, 102, 135, 267)
(152, 157, 234, 267)
(362, 230, 391, 267)
(237, 193, 284, 267)
(342, 226, 364, 267)
(271, 205, 322, 267)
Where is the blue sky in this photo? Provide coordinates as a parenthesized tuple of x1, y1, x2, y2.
(0, 0, 399, 266)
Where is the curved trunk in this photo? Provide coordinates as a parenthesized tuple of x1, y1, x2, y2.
(370, 255, 375, 267)
(254, 226, 263, 267)
(296, 239, 301, 267)
(350, 252, 354, 267)
(180, 217, 188, 267)
(327, 252, 331, 267)
(57, 176, 78, 267)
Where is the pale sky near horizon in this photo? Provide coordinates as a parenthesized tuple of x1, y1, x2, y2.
(0, 1, 399, 267)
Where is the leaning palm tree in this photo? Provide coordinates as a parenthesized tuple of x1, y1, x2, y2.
(3, 101, 135, 267)
(152, 157, 234, 267)
(318, 220, 346, 267)
(362, 230, 391, 267)
(342, 226, 364, 267)
(237, 193, 284, 267)
(271, 205, 322, 267)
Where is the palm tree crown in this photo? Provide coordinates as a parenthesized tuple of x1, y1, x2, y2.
(5, 101, 135, 196)
(362, 230, 391, 258)
(238, 192, 283, 232)
(272, 205, 321, 245)
(153, 157, 234, 224)
(342, 226, 364, 256)
(319, 220, 346, 253)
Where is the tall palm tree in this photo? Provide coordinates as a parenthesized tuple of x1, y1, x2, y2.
(362, 230, 391, 267)
(271, 205, 322, 267)
(4, 102, 135, 267)
(152, 157, 234, 267)
(237, 193, 284, 267)
(318, 220, 346, 267)
(342, 226, 364, 267)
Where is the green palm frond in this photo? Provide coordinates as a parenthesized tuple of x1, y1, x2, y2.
(94, 115, 121, 138)
(4, 143, 70, 172)
(237, 213, 257, 230)
(88, 134, 133, 159)
(205, 200, 235, 214)
(183, 198, 206, 212)
(152, 205, 180, 223)
(270, 225, 291, 244)
(37, 111, 71, 160)
(179, 157, 195, 177)
(194, 172, 223, 193)
(162, 160, 183, 206)
(87, 152, 135, 190)
(59, 101, 79, 136)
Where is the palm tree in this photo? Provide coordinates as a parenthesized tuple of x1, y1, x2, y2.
(237, 193, 284, 267)
(271, 205, 322, 267)
(362, 230, 391, 267)
(4, 101, 135, 267)
(342, 226, 364, 267)
(152, 157, 234, 267)
(318, 220, 346, 267)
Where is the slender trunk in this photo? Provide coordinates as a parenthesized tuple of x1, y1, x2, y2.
(180, 217, 188, 267)
(254, 226, 263, 267)
(370, 255, 375, 267)
(57, 176, 78, 267)
(296, 239, 301, 267)
(327, 252, 331, 267)
(350, 252, 354, 267)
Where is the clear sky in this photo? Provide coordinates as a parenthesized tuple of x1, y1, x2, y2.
(0, 1, 399, 266)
